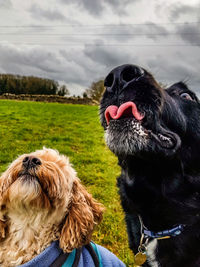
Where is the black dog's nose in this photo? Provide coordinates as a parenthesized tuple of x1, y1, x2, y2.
(23, 156, 41, 169)
(104, 64, 144, 92)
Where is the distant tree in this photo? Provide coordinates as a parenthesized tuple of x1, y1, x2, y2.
(82, 92, 88, 98)
(0, 74, 62, 95)
(57, 85, 70, 96)
(85, 79, 104, 102)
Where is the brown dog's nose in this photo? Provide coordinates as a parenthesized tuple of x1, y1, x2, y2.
(23, 156, 41, 169)
(104, 64, 144, 93)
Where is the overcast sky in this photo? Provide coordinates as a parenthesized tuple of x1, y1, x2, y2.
(0, 0, 199, 95)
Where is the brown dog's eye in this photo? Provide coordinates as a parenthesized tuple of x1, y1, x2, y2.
(180, 92, 193, 101)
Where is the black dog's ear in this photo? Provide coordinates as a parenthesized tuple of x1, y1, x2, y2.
(167, 82, 199, 103)
(169, 82, 189, 91)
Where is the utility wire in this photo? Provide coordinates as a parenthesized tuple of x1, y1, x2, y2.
(0, 42, 199, 47)
(0, 22, 199, 28)
(0, 33, 199, 36)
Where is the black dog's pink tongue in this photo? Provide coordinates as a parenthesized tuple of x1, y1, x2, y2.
(105, 101, 144, 124)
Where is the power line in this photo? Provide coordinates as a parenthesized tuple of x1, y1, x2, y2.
(0, 22, 199, 28)
(0, 33, 199, 36)
(0, 42, 199, 47)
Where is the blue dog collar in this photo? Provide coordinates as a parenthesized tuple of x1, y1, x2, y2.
(135, 216, 185, 266)
(143, 224, 184, 239)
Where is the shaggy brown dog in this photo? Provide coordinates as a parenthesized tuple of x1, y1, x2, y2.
(0, 148, 103, 266)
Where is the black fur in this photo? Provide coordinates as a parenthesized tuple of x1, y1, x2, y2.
(100, 64, 200, 267)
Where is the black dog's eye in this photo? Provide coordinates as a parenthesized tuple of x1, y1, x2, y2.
(180, 92, 193, 101)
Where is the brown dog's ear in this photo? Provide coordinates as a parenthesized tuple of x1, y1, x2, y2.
(0, 220, 6, 240)
(59, 179, 104, 252)
(0, 205, 7, 240)
(0, 201, 7, 240)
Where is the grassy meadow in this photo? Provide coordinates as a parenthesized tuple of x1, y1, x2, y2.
(0, 100, 134, 266)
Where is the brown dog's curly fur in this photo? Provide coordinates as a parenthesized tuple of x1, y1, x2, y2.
(0, 148, 103, 266)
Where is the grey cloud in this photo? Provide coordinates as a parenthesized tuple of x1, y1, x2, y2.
(59, 23, 170, 45)
(75, 0, 102, 16)
(104, 0, 137, 15)
(0, 0, 12, 8)
(1, 39, 199, 97)
(60, 0, 103, 16)
(170, 4, 199, 21)
(84, 44, 200, 95)
(29, 4, 66, 21)
(59, 44, 135, 90)
(131, 23, 169, 41)
(0, 43, 94, 95)
(1, 0, 200, 97)
(0, 44, 61, 74)
(84, 44, 132, 67)
(175, 24, 200, 45)
(108, 23, 169, 42)
(106, 0, 134, 7)
(61, 39, 200, 95)
(59, 47, 106, 85)
(60, 0, 136, 16)
(147, 53, 200, 94)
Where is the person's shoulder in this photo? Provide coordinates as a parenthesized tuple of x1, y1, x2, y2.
(96, 244, 126, 267)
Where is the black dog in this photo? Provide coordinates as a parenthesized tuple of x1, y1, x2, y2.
(100, 64, 200, 267)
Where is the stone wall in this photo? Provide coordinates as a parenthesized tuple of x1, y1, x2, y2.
(0, 93, 98, 105)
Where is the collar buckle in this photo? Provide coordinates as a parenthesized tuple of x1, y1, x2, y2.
(139, 215, 185, 240)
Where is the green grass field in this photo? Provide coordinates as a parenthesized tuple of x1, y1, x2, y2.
(0, 100, 134, 266)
